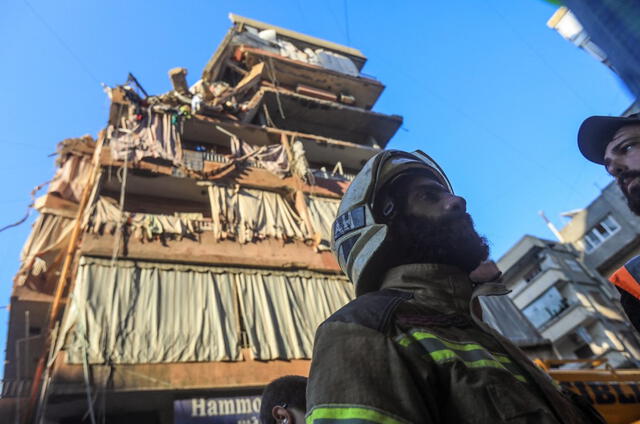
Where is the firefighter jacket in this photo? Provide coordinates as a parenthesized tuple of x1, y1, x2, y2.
(306, 263, 604, 424)
(609, 256, 640, 332)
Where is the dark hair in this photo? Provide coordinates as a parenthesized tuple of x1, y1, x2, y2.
(259, 375, 307, 424)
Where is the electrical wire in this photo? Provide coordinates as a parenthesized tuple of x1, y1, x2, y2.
(22, 0, 101, 86)
(483, 0, 598, 114)
(0, 181, 49, 233)
(343, 0, 351, 45)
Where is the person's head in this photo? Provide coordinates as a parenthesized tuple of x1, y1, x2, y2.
(259, 375, 307, 424)
(374, 171, 489, 273)
(332, 150, 489, 295)
(578, 114, 640, 214)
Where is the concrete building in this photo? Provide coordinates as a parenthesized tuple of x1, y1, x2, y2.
(497, 235, 640, 368)
(0, 14, 401, 423)
(559, 181, 640, 279)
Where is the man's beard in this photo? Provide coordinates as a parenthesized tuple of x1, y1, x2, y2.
(388, 212, 489, 273)
(617, 170, 640, 216)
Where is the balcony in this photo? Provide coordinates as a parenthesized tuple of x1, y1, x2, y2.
(540, 304, 596, 342)
(511, 268, 566, 309)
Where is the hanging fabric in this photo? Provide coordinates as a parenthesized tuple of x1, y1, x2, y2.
(207, 184, 306, 243)
(108, 110, 183, 165)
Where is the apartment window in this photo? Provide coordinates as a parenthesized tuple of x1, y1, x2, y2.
(581, 215, 620, 253)
(523, 263, 543, 283)
(522, 286, 570, 328)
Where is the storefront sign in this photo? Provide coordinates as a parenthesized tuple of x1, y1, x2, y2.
(174, 395, 261, 424)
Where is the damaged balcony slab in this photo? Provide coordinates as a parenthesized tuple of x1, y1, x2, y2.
(242, 87, 402, 147)
(238, 46, 384, 109)
(183, 115, 379, 172)
(80, 233, 342, 273)
(100, 151, 347, 198)
(203, 13, 367, 83)
(47, 352, 310, 395)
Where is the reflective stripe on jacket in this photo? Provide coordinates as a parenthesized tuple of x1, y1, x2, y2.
(306, 263, 604, 424)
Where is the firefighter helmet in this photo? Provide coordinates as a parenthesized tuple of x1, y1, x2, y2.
(331, 149, 453, 295)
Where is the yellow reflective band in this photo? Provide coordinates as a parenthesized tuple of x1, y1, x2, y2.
(397, 330, 528, 384)
(410, 331, 486, 352)
(428, 349, 527, 383)
(306, 405, 408, 424)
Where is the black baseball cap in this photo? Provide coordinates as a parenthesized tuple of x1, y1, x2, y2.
(578, 113, 640, 164)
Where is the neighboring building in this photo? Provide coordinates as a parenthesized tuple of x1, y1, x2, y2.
(559, 181, 640, 279)
(498, 235, 640, 368)
(480, 295, 556, 359)
(546, 7, 610, 67)
(0, 14, 402, 423)
(547, 3, 640, 101)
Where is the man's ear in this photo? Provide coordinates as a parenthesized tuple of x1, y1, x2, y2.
(272, 405, 292, 423)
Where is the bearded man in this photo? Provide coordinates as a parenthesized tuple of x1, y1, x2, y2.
(305, 150, 603, 423)
(579, 114, 640, 332)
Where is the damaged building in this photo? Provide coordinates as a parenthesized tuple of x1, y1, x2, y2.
(2, 14, 554, 424)
(1, 14, 401, 424)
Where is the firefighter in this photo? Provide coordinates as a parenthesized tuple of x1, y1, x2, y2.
(578, 114, 640, 332)
(306, 150, 603, 423)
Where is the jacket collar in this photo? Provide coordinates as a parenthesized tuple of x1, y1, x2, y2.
(379, 263, 510, 317)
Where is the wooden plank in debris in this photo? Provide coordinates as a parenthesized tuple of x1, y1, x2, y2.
(296, 84, 338, 102)
(239, 46, 384, 109)
(232, 62, 265, 95)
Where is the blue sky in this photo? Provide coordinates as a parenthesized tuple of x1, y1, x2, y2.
(0, 1, 633, 374)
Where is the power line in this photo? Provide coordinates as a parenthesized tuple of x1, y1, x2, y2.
(395, 68, 584, 195)
(343, 0, 351, 45)
(484, 0, 598, 114)
(22, 0, 101, 86)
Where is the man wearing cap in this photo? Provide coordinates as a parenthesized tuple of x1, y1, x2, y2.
(305, 150, 602, 423)
(578, 114, 640, 332)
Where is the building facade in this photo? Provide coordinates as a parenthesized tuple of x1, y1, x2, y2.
(498, 235, 640, 368)
(559, 181, 640, 279)
(1, 14, 401, 423)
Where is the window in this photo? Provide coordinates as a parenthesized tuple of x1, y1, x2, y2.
(564, 259, 582, 273)
(522, 287, 570, 328)
(524, 263, 542, 283)
(580, 215, 620, 253)
(574, 344, 594, 359)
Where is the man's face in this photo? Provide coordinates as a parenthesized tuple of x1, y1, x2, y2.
(604, 124, 640, 215)
(387, 174, 489, 272)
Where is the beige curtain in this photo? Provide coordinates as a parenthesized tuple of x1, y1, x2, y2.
(208, 185, 306, 243)
(108, 111, 183, 165)
(16, 213, 75, 286)
(48, 154, 93, 202)
(89, 196, 203, 240)
(66, 257, 241, 364)
(237, 271, 353, 360)
(306, 196, 340, 250)
(64, 257, 354, 364)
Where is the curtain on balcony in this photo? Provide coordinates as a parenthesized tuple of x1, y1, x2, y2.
(236, 270, 352, 360)
(65, 257, 241, 364)
(208, 184, 307, 243)
(63, 256, 353, 364)
(306, 196, 340, 251)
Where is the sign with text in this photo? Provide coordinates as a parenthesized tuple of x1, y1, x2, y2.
(174, 395, 261, 424)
